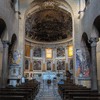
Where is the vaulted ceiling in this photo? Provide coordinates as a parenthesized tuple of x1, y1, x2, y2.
(25, 0, 72, 42)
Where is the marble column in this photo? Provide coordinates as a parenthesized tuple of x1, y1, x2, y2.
(89, 37, 99, 90)
(1, 41, 9, 88)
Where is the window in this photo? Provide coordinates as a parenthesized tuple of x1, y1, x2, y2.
(68, 46, 73, 57)
(46, 48, 52, 59)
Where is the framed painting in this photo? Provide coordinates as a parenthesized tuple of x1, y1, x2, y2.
(57, 47, 65, 57)
(33, 48, 41, 57)
(57, 60, 65, 70)
(33, 60, 41, 70)
(25, 59, 29, 70)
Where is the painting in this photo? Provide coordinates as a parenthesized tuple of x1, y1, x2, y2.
(25, 45, 31, 57)
(76, 49, 90, 78)
(30, 73, 33, 78)
(9, 50, 21, 65)
(69, 58, 73, 70)
(57, 60, 65, 70)
(33, 48, 41, 57)
(47, 60, 52, 70)
(33, 60, 41, 70)
(25, 59, 29, 70)
(57, 47, 65, 57)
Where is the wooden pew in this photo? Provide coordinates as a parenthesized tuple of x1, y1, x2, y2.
(0, 95, 26, 100)
(73, 96, 100, 100)
(0, 79, 40, 100)
(58, 79, 99, 100)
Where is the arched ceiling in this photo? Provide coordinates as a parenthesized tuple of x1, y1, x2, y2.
(25, 0, 72, 42)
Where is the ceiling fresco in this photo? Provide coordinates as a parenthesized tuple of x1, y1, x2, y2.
(25, 1, 72, 42)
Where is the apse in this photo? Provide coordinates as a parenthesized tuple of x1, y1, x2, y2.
(25, 0, 72, 42)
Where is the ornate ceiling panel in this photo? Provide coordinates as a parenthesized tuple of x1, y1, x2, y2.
(25, 1, 72, 42)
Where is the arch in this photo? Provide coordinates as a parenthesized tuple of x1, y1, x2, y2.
(25, 0, 73, 17)
(93, 15, 100, 37)
(8, 34, 17, 65)
(0, 18, 6, 39)
(76, 32, 91, 78)
(81, 33, 91, 53)
(24, 0, 73, 42)
(10, 34, 17, 50)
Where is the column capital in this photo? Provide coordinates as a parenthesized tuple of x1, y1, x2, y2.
(89, 37, 99, 47)
(2, 41, 10, 48)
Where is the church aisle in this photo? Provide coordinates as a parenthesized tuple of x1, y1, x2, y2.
(35, 80, 62, 100)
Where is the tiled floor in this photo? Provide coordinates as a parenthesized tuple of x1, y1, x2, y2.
(35, 80, 62, 100)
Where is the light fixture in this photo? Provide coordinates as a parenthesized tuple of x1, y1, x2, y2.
(68, 45, 73, 57)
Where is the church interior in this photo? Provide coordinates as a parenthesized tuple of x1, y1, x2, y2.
(0, 0, 100, 100)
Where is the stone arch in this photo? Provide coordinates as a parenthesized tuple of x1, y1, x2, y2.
(8, 34, 17, 65)
(0, 18, 6, 40)
(93, 15, 100, 38)
(93, 15, 100, 91)
(81, 33, 91, 54)
(0, 18, 7, 87)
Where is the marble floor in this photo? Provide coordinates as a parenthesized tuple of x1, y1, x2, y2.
(35, 80, 62, 100)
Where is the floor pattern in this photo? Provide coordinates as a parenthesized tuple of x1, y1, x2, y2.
(35, 80, 62, 100)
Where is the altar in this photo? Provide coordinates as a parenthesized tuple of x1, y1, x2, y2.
(42, 71, 56, 80)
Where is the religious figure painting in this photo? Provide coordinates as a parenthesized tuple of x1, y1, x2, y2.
(47, 60, 52, 70)
(9, 50, 21, 65)
(25, 59, 29, 70)
(57, 60, 65, 70)
(30, 73, 33, 78)
(76, 49, 90, 78)
(33, 60, 41, 70)
(69, 58, 73, 70)
(57, 47, 65, 57)
(33, 48, 41, 57)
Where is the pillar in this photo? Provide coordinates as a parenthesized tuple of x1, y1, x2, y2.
(89, 37, 99, 90)
(1, 41, 9, 88)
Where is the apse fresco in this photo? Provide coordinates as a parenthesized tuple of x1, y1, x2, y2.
(33, 60, 41, 70)
(33, 48, 41, 57)
(57, 60, 65, 70)
(57, 47, 65, 57)
(47, 61, 52, 70)
(25, 59, 29, 70)
(76, 49, 90, 78)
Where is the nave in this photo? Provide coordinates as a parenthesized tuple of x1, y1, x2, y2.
(35, 80, 61, 100)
